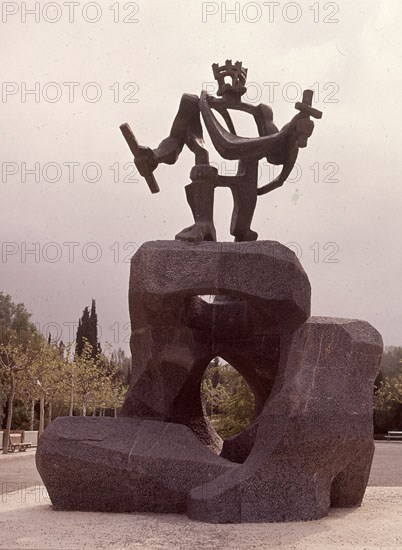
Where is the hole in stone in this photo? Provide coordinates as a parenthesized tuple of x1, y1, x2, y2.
(196, 294, 240, 305)
(197, 294, 216, 304)
(201, 357, 255, 440)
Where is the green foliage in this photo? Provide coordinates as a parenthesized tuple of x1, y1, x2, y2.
(0, 329, 43, 450)
(201, 358, 255, 439)
(11, 401, 30, 430)
(109, 348, 132, 384)
(379, 346, 402, 378)
(374, 347, 402, 432)
(70, 340, 128, 416)
(0, 291, 38, 346)
(375, 364, 402, 411)
(0, 293, 131, 435)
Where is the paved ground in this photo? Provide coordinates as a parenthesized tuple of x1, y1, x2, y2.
(369, 441, 402, 486)
(0, 448, 41, 496)
(0, 442, 401, 549)
(0, 487, 401, 549)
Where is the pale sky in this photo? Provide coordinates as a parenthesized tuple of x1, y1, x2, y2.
(1, 0, 401, 351)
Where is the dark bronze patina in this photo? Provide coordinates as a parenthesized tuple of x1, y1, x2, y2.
(120, 60, 322, 242)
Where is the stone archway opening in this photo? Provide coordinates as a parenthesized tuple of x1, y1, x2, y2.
(201, 357, 255, 441)
(197, 294, 216, 304)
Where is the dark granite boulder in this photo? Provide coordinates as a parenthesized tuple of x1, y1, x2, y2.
(187, 317, 383, 522)
(37, 241, 383, 522)
(36, 417, 235, 513)
(121, 240, 310, 454)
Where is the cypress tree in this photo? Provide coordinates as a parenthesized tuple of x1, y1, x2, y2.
(75, 300, 100, 359)
(76, 318, 83, 356)
(89, 299, 99, 358)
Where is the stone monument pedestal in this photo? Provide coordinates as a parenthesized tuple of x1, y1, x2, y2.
(37, 241, 383, 522)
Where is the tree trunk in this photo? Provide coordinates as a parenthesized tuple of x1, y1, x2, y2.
(47, 401, 52, 425)
(69, 382, 74, 417)
(30, 396, 35, 431)
(38, 392, 45, 438)
(82, 400, 87, 417)
(92, 408, 96, 417)
(114, 407, 117, 418)
(2, 374, 15, 454)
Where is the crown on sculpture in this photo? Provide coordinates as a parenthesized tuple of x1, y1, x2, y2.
(212, 59, 248, 97)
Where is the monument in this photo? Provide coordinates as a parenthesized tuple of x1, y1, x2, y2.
(37, 61, 383, 523)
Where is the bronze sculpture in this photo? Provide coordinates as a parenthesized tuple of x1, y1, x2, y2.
(120, 60, 322, 242)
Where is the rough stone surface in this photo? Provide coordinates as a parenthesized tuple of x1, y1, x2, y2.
(37, 241, 383, 522)
(187, 317, 383, 522)
(121, 240, 310, 453)
(36, 417, 235, 513)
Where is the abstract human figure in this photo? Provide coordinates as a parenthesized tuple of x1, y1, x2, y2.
(120, 60, 322, 243)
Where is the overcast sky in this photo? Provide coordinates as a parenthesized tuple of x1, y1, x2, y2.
(1, 0, 401, 351)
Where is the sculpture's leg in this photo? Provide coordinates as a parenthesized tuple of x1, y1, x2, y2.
(330, 441, 375, 507)
(121, 325, 222, 453)
(175, 165, 217, 243)
(230, 161, 258, 242)
(188, 317, 383, 523)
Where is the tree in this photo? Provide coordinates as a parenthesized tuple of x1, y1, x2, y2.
(379, 346, 402, 378)
(72, 342, 129, 417)
(0, 334, 41, 453)
(91, 370, 127, 417)
(201, 358, 255, 439)
(0, 292, 37, 346)
(0, 293, 34, 419)
(201, 358, 230, 417)
(73, 340, 102, 416)
(375, 363, 402, 414)
(17, 358, 40, 432)
(75, 300, 100, 359)
(223, 369, 255, 436)
(108, 348, 131, 384)
(110, 381, 128, 417)
(30, 339, 67, 437)
(374, 347, 402, 433)
(59, 342, 75, 417)
(0, 293, 40, 431)
(0, 293, 130, 431)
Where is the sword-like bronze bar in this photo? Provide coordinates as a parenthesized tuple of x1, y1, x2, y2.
(120, 123, 160, 194)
